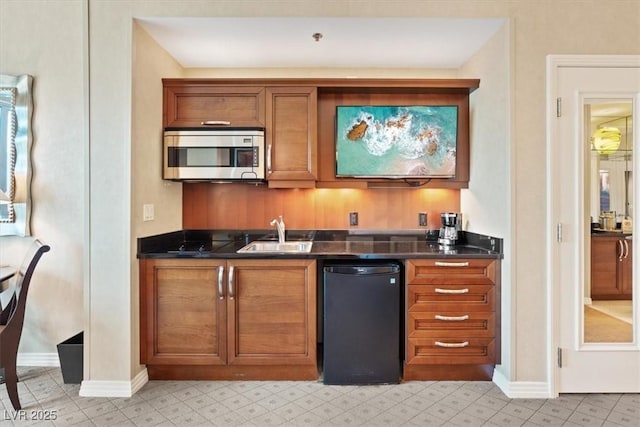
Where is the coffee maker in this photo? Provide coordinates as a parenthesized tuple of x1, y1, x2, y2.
(438, 212, 462, 246)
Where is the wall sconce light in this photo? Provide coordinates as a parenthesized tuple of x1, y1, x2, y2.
(592, 126, 622, 154)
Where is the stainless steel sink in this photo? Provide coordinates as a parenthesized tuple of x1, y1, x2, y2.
(237, 241, 313, 254)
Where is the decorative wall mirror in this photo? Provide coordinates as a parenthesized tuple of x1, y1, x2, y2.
(0, 74, 33, 236)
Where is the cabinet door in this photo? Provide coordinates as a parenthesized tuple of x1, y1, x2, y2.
(265, 87, 317, 184)
(163, 85, 265, 128)
(226, 259, 316, 365)
(591, 236, 623, 298)
(140, 259, 227, 365)
(621, 239, 633, 297)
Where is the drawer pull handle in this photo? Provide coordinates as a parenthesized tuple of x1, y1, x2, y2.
(435, 341, 469, 348)
(435, 261, 469, 267)
(201, 120, 231, 126)
(435, 314, 469, 321)
(434, 288, 469, 294)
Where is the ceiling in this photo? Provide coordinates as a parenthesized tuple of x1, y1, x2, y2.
(136, 17, 506, 69)
(589, 100, 633, 128)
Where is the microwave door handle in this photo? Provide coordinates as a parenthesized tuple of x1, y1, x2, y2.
(267, 144, 272, 174)
(200, 120, 231, 126)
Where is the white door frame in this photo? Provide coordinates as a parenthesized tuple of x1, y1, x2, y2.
(546, 54, 640, 397)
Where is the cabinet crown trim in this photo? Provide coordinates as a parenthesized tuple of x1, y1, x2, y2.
(162, 78, 479, 93)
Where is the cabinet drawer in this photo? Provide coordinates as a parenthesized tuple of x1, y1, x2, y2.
(407, 259, 496, 285)
(406, 337, 495, 365)
(408, 312, 494, 338)
(407, 284, 494, 312)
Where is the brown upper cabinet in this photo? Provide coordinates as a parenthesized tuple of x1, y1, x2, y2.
(162, 78, 479, 188)
(265, 87, 318, 187)
(163, 84, 266, 127)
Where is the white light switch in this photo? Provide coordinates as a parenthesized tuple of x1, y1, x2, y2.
(143, 204, 154, 221)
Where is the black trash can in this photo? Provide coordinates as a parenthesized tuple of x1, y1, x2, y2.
(57, 332, 83, 384)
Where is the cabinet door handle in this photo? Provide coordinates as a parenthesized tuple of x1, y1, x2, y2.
(435, 341, 469, 348)
(435, 314, 469, 321)
(618, 240, 624, 261)
(434, 288, 469, 294)
(267, 144, 272, 174)
(623, 239, 629, 259)
(228, 266, 235, 299)
(201, 120, 231, 126)
(217, 266, 225, 300)
(434, 261, 469, 267)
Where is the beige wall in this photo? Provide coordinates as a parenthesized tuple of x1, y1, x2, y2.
(508, 2, 638, 382)
(131, 23, 184, 376)
(459, 23, 513, 379)
(0, 0, 85, 356)
(2, 0, 639, 393)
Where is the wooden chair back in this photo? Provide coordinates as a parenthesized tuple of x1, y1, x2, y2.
(0, 239, 50, 410)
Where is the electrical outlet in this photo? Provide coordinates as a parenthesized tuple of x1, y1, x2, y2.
(143, 204, 154, 221)
(349, 211, 358, 226)
(419, 212, 427, 226)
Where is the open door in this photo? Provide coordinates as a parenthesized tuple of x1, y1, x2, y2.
(548, 55, 640, 393)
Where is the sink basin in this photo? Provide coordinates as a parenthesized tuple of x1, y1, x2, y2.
(237, 241, 313, 254)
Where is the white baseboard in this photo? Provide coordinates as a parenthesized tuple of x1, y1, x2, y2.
(17, 353, 149, 398)
(493, 368, 553, 398)
(17, 352, 60, 367)
(79, 368, 148, 398)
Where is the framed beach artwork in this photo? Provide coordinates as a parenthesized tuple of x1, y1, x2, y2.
(335, 105, 458, 179)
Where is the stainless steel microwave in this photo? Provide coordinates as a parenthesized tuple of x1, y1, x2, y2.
(163, 128, 265, 181)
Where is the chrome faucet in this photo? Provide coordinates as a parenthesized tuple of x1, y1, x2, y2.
(270, 215, 286, 244)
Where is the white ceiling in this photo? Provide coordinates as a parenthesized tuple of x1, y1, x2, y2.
(590, 101, 632, 118)
(137, 17, 506, 69)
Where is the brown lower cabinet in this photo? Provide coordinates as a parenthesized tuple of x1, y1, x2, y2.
(139, 258, 318, 380)
(591, 235, 633, 300)
(404, 258, 500, 381)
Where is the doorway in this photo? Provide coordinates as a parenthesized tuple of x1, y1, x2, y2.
(547, 55, 640, 394)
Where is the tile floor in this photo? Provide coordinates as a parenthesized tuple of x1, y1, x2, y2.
(0, 367, 638, 426)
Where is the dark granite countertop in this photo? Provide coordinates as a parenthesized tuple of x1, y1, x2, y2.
(137, 229, 503, 260)
(591, 229, 632, 238)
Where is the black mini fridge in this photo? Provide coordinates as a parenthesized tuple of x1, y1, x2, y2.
(323, 262, 401, 385)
